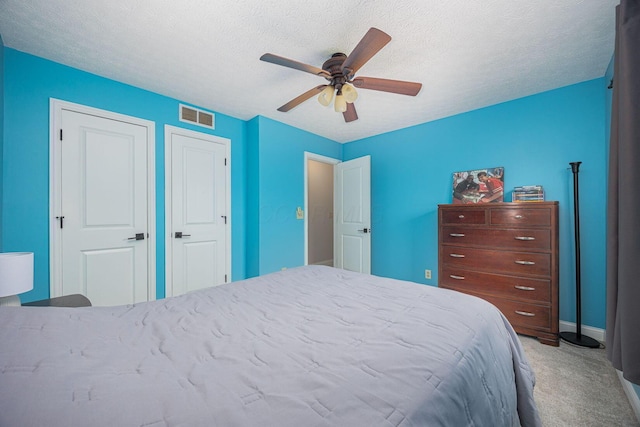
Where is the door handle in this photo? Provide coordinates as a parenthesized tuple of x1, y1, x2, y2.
(174, 232, 191, 238)
(357, 228, 370, 233)
(127, 233, 145, 241)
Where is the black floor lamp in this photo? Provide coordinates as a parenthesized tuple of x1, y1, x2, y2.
(560, 161, 600, 348)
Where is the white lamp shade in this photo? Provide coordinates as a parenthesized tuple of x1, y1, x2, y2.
(342, 84, 358, 103)
(334, 93, 347, 113)
(0, 252, 34, 297)
(318, 85, 335, 107)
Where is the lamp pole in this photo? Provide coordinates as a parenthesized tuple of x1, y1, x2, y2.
(560, 162, 600, 348)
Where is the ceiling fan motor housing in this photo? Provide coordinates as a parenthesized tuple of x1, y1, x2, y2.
(322, 53, 350, 88)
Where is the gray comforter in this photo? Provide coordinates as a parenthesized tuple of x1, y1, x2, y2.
(0, 266, 541, 426)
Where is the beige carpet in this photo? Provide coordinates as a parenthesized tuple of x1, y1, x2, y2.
(519, 335, 639, 426)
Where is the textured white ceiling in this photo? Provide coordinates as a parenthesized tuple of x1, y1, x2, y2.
(0, 0, 619, 143)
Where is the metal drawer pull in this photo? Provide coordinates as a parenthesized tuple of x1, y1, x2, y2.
(514, 236, 535, 241)
(449, 253, 466, 258)
(515, 310, 536, 317)
(449, 233, 465, 237)
(514, 215, 524, 219)
(515, 260, 535, 265)
(450, 275, 465, 280)
(515, 285, 536, 291)
(458, 215, 465, 219)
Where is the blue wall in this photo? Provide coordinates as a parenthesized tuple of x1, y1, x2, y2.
(1, 48, 247, 302)
(1, 46, 612, 333)
(343, 78, 608, 329)
(246, 116, 342, 276)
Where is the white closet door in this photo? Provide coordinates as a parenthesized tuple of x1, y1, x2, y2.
(60, 109, 149, 306)
(168, 131, 228, 296)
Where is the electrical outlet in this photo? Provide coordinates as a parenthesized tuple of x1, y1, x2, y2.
(425, 269, 432, 279)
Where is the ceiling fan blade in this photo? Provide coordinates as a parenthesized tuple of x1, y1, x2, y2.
(352, 77, 422, 96)
(343, 102, 358, 122)
(341, 28, 392, 77)
(277, 85, 327, 112)
(260, 53, 330, 78)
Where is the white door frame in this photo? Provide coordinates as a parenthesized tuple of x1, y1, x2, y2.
(304, 152, 340, 266)
(164, 125, 232, 296)
(49, 99, 156, 299)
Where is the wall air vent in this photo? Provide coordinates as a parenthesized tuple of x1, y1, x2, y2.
(179, 104, 215, 129)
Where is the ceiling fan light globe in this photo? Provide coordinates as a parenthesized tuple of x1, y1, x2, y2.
(334, 94, 347, 113)
(342, 84, 358, 103)
(318, 85, 335, 106)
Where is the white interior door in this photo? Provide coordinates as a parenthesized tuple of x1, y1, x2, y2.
(334, 155, 371, 273)
(166, 126, 230, 297)
(55, 106, 153, 306)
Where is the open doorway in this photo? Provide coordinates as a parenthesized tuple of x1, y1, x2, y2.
(304, 153, 339, 266)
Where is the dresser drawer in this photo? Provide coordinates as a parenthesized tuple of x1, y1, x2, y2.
(445, 287, 551, 330)
(440, 267, 551, 303)
(440, 208, 486, 225)
(441, 226, 551, 251)
(490, 207, 551, 227)
(482, 295, 550, 331)
(441, 246, 551, 276)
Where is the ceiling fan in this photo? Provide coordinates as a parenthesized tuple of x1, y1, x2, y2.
(260, 27, 422, 123)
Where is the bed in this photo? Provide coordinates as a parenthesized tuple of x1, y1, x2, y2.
(0, 265, 541, 426)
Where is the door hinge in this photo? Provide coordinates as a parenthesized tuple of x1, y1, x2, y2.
(221, 215, 227, 224)
(55, 216, 65, 228)
(224, 274, 228, 282)
(59, 129, 63, 141)
(224, 158, 227, 166)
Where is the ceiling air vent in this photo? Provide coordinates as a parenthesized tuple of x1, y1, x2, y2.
(179, 104, 215, 129)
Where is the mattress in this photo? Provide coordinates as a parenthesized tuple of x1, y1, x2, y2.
(0, 265, 541, 426)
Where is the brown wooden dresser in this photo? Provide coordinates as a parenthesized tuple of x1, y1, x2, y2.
(438, 202, 559, 346)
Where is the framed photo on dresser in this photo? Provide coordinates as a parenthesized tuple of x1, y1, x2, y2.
(452, 167, 504, 204)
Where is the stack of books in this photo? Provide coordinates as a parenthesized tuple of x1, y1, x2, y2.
(512, 185, 545, 202)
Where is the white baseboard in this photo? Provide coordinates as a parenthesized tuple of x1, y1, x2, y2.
(617, 371, 640, 423)
(559, 321, 605, 343)
(311, 259, 333, 267)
